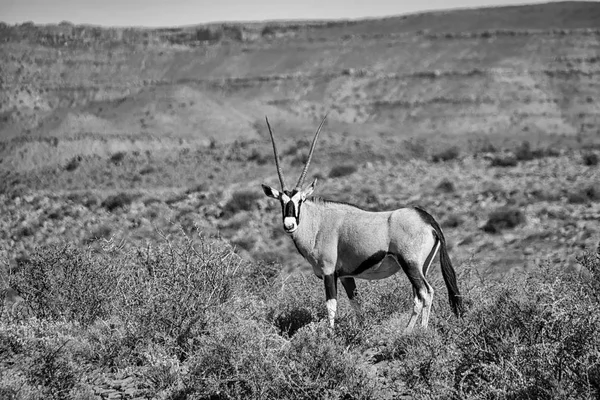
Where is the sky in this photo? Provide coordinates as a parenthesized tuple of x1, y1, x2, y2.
(0, 0, 582, 27)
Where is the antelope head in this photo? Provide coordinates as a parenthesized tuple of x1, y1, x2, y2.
(262, 115, 327, 234)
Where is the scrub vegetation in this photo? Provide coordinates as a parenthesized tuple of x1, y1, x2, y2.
(2, 1, 600, 398)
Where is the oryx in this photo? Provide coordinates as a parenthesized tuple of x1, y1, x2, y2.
(261, 116, 463, 331)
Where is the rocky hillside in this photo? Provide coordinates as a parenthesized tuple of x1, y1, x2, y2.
(2, 3, 600, 156)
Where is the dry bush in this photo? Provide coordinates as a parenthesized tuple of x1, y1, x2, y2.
(9, 246, 119, 325)
(113, 236, 243, 362)
(232, 236, 256, 252)
(482, 207, 526, 233)
(567, 185, 600, 204)
(375, 257, 600, 399)
(451, 267, 600, 399)
(109, 151, 126, 165)
(101, 192, 134, 212)
(582, 152, 599, 166)
(138, 164, 156, 175)
(185, 183, 207, 194)
(431, 146, 460, 163)
(64, 155, 82, 171)
(3, 230, 599, 399)
(83, 224, 112, 244)
(66, 192, 99, 209)
(529, 188, 561, 202)
(442, 214, 464, 229)
(248, 148, 270, 165)
(266, 274, 324, 337)
(329, 164, 358, 178)
(514, 141, 560, 162)
(187, 320, 375, 399)
(222, 189, 262, 218)
(489, 155, 518, 167)
(436, 178, 455, 193)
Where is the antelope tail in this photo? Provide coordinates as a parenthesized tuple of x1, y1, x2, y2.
(437, 233, 464, 317)
(417, 207, 464, 317)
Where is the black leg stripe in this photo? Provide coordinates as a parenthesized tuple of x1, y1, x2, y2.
(340, 277, 357, 300)
(352, 250, 391, 275)
(324, 274, 337, 301)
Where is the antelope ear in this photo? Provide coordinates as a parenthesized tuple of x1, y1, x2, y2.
(301, 178, 317, 200)
(262, 184, 281, 199)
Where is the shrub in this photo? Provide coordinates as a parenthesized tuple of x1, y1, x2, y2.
(195, 27, 221, 42)
(255, 250, 284, 266)
(64, 155, 81, 171)
(188, 320, 375, 399)
(489, 155, 518, 167)
(261, 25, 277, 37)
(185, 183, 207, 194)
(477, 141, 497, 154)
(248, 148, 269, 165)
(514, 140, 535, 161)
(187, 320, 282, 398)
(442, 214, 463, 229)
(83, 225, 112, 244)
(482, 207, 526, 233)
(378, 329, 455, 397)
(374, 258, 600, 399)
(568, 185, 600, 204)
(431, 146, 460, 163)
(165, 192, 187, 205)
(25, 340, 78, 399)
(436, 178, 455, 193)
(222, 190, 262, 217)
(66, 192, 99, 209)
(3, 233, 600, 398)
(279, 324, 375, 398)
(514, 141, 559, 161)
(139, 165, 155, 175)
(101, 192, 134, 211)
(113, 237, 244, 361)
(266, 274, 323, 337)
(582, 152, 599, 166)
(577, 247, 600, 301)
(403, 138, 428, 159)
(329, 164, 358, 178)
(453, 268, 600, 398)
(530, 188, 561, 202)
(232, 236, 256, 252)
(10, 246, 119, 325)
(109, 151, 126, 165)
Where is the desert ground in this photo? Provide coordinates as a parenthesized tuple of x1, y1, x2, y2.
(1, 2, 599, 399)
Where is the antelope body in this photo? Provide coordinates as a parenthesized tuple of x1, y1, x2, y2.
(262, 116, 463, 330)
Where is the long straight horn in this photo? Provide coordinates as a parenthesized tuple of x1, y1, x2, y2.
(296, 113, 328, 189)
(265, 116, 287, 190)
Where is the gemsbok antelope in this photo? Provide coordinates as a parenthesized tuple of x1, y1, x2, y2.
(261, 116, 464, 331)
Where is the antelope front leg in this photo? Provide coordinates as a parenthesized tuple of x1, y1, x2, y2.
(324, 274, 338, 329)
